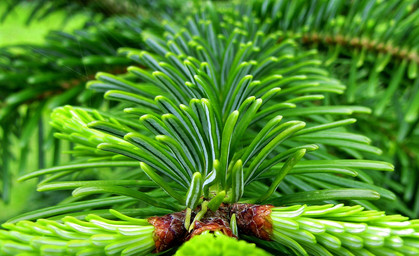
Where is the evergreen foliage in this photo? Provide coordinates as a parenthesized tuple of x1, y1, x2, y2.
(175, 232, 271, 256)
(1, 0, 419, 255)
(0, 210, 155, 255)
(243, 0, 419, 217)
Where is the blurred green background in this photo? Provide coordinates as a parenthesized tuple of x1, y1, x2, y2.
(0, 2, 88, 221)
(0, 2, 86, 46)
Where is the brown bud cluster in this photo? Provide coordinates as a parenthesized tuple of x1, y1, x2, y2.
(148, 211, 187, 252)
(230, 203, 274, 240)
(147, 203, 273, 253)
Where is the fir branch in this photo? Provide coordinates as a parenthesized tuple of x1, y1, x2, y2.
(2, 1, 419, 255)
(0, 210, 155, 256)
(270, 204, 419, 255)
